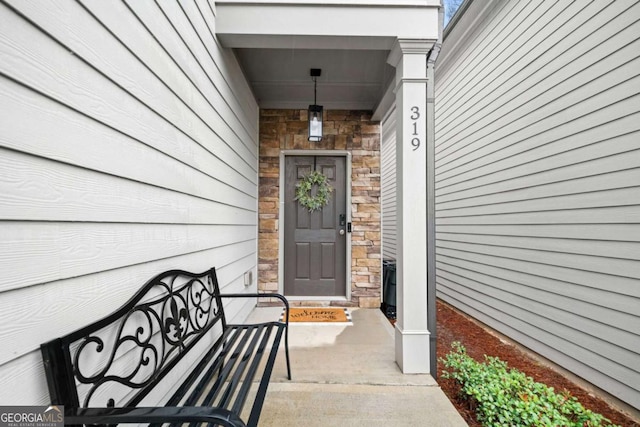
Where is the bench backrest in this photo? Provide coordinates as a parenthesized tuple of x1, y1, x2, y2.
(41, 268, 226, 408)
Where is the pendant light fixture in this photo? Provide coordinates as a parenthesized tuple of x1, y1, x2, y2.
(308, 68, 323, 142)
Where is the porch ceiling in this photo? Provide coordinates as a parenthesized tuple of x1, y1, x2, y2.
(215, 0, 440, 112)
(232, 48, 394, 110)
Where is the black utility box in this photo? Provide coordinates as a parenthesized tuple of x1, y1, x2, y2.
(381, 259, 396, 319)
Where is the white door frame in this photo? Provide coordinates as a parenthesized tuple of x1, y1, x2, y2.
(279, 150, 352, 301)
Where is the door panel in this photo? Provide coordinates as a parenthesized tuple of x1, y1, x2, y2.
(284, 156, 347, 296)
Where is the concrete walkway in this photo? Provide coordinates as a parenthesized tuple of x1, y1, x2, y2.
(246, 307, 468, 426)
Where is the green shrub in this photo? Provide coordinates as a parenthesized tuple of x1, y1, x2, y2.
(440, 342, 619, 427)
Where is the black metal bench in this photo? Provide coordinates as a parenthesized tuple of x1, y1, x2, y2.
(40, 267, 290, 427)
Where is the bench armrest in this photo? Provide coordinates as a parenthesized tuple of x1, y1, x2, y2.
(218, 292, 291, 381)
(66, 406, 245, 427)
(218, 292, 290, 325)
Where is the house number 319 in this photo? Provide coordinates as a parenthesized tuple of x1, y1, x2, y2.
(410, 106, 420, 151)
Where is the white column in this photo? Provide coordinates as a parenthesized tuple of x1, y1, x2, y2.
(388, 39, 433, 373)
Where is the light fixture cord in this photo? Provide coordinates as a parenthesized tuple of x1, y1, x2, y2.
(313, 76, 317, 105)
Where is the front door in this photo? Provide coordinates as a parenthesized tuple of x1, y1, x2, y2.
(284, 156, 347, 296)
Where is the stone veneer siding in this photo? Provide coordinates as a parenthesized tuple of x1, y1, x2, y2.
(258, 109, 381, 308)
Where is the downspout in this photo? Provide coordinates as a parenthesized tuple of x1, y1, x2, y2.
(427, 1, 444, 378)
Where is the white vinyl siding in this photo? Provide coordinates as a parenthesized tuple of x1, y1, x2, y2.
(0, 0, 258, 404)
(381, 106, 397, 261)
(435, 0, 640, 409)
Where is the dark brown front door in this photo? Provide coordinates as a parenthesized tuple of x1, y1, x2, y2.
(284, 156, 347, 297)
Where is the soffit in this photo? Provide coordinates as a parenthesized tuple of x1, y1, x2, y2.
(216, 1, 439, 111)
(233, 48, 395, 110)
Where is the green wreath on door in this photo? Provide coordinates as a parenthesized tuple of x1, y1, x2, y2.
(294, 171, 334, 212)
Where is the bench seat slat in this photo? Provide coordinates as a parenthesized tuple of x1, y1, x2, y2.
(238, 325, 284, 422)
(247, 324, 286, 427)
(230, 325, 275, 414)
(170, 327, 238, 407)
(200, 325, 257, 408)
(216, 325, 268, 410)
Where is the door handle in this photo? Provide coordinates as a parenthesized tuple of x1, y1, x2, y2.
(339, 229, 345, 236)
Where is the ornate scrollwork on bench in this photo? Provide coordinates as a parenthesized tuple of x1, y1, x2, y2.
(71, 270, 223, 407)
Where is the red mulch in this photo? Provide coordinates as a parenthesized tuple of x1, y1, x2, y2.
(435, 300, 639, 427)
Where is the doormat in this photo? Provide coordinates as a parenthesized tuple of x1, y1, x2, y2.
(280, 307, 351, 323)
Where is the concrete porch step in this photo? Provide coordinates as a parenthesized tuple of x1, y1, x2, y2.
(259, 382, 467, 427)
(246, 306, 467, 426)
